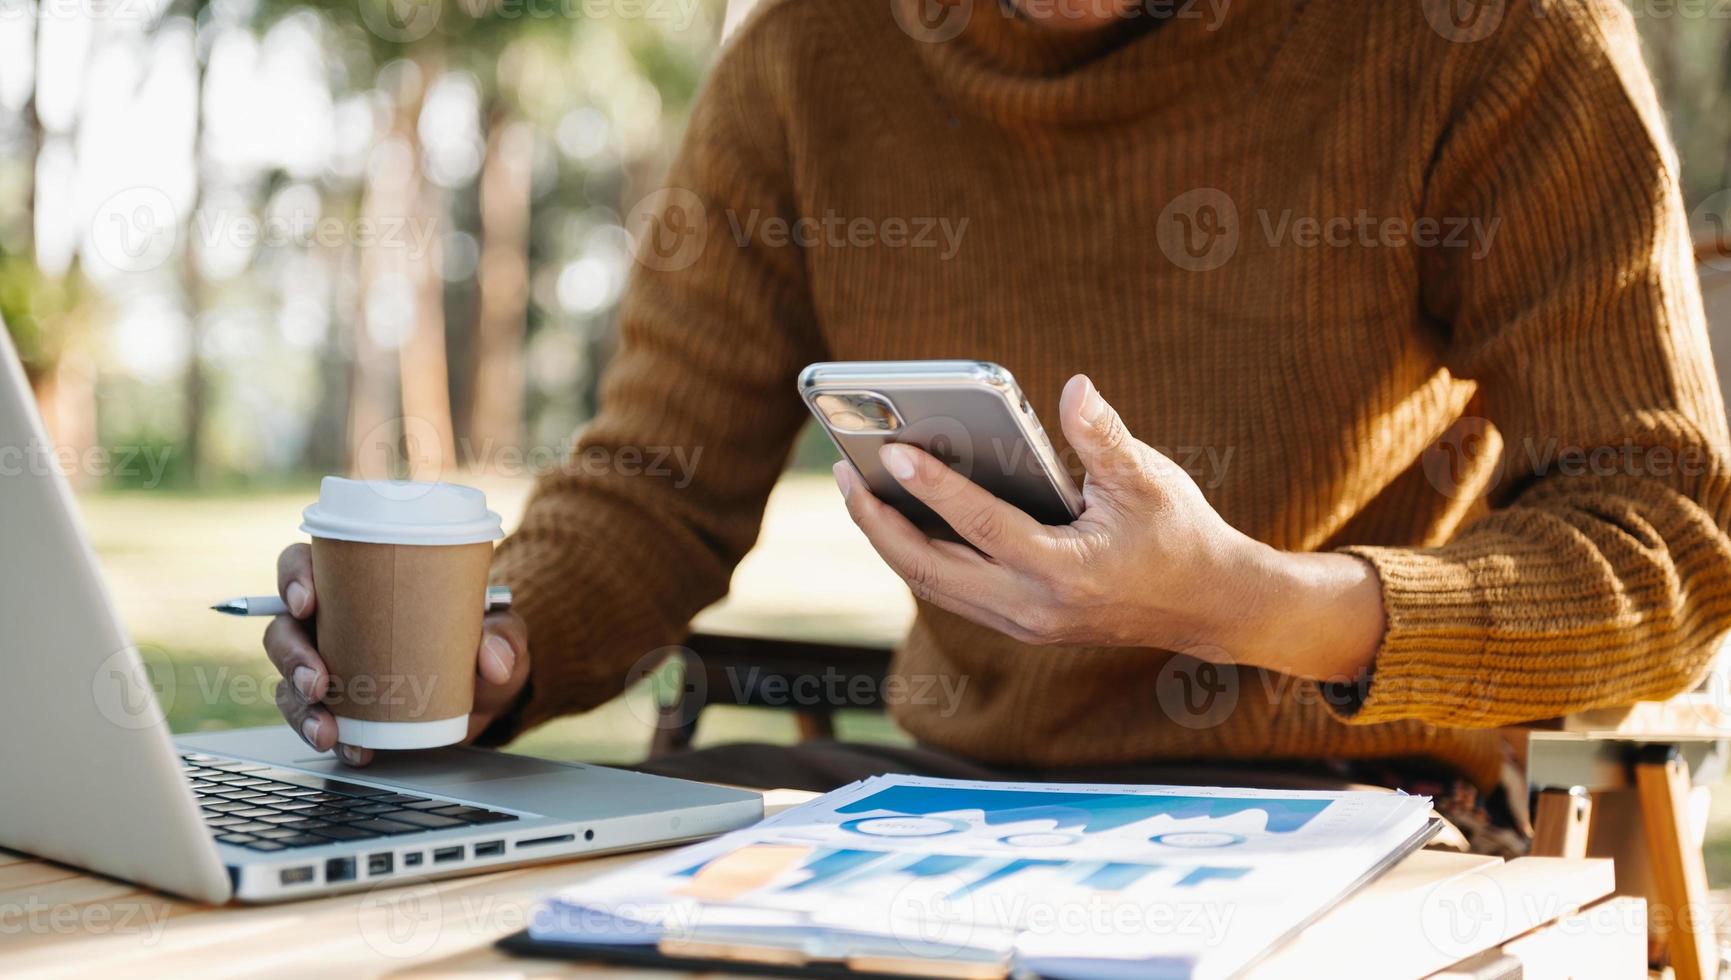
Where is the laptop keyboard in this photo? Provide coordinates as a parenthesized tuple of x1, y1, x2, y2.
(180, 753, 518, 853)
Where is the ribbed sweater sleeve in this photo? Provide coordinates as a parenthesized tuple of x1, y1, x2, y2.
(1333, 0, 1731, 727)
(483, 19, 824, 738)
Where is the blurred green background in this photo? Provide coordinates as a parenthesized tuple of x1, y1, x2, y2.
(0, 0, 876, 760)
(5, 0, 1731, 891)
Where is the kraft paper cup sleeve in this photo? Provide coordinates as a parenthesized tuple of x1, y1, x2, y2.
(310, 537, 494, 747)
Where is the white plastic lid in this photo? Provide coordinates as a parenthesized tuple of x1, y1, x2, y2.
(300, 477, 503, 546)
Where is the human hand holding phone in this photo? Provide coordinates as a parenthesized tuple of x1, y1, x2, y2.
(833, 374, 1389, 688)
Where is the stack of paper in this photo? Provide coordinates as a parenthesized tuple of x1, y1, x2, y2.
(524, 775, 1438, 979)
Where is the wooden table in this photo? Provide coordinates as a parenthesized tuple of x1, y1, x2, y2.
(0, 789, 1639, 979)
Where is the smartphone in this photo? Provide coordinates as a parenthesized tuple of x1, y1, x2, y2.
(799, 360, 1084, 542)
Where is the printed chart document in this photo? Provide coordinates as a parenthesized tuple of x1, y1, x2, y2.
(517, 775, 1438, 979)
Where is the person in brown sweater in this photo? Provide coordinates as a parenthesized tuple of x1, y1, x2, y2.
(266, 0, 1731, 831)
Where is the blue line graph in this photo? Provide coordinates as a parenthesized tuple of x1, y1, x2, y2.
(834, 786, 1332, 835)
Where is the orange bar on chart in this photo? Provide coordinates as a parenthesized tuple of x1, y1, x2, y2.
(676, 844, 813, 902)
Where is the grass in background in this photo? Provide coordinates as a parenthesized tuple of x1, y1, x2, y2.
(80, 473, 914, 766)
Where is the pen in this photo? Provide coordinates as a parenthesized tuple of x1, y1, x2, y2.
(210, 585, 513, 617)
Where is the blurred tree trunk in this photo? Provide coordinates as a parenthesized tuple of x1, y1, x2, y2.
(347, 196, 401, 480)
(1721, 26, 1731, 196)
(21, 8, 48, 398)
(468, 109, 532, 459)
(20, 6, 96, 473)
(350, 57, 457, 481)
(176, 4, 211, 486)
(30, 340, 96, 471)
(177, 222, 209, 487)
(299, 228, 355, 474)
(397, 62, 458, 479)
(1647, 15, 1681, 111)
(350, 136, 412, 479)
(20, 13, 38, 277)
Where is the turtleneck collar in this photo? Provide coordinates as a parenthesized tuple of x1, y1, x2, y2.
(894, 0, 1296, 126)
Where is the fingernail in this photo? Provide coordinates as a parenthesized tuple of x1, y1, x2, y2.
(482, 634, 515, 679)
(1079, 378, 1105, 423)
(882, 444, 917, 481)
(293, 666, 318, 701)
(301, 716, 321, 747)
(338, 745, 365, 765)
(286, 581, 310, 618)
(831, 460, 854, 496)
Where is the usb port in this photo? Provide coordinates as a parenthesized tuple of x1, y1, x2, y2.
(367, 853, 393, 876)
(474, 841, 504, 858)
(433, 846, 464, 864)
(403, 852, 423, 867)
(325, 857, 355, 883)
(280, 866, 314, 885)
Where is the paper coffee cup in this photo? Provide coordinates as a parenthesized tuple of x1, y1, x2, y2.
(300, 477, 504, 750)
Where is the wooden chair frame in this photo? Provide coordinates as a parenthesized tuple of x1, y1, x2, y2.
(647, 632, 894, 758)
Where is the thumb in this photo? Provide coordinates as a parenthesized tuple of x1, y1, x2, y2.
(469, 613, 530, 741)
(1059, 374, 1148, 491)
(476, 612, 528, 688)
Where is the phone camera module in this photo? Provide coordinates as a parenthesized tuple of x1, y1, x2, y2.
(815, 393, 901, 433)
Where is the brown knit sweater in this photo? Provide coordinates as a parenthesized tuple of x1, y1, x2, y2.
(488, 0, 1731, 789)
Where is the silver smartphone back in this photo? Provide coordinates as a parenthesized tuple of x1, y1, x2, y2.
(799, 360, 1084, 542)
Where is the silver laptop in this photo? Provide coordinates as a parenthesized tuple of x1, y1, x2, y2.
(0, 326, 761, 903)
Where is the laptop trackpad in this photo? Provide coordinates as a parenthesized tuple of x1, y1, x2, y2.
(284, 746, 579, 787)
(176, 724, 586, 787)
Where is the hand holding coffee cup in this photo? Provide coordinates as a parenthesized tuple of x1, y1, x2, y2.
(264, 477, 531, 766)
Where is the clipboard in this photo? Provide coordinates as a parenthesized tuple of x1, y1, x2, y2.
(496, 818, 1444, 978)
(495, 931, 1007, 979)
